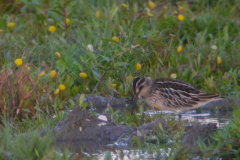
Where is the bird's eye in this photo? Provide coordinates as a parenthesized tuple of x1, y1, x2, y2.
(139, 86, 144, 92)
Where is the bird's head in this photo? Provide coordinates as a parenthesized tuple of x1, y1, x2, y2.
(131, 77, 152, 114)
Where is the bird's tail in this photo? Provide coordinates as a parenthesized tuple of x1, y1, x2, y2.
(198, 93, 224, 100)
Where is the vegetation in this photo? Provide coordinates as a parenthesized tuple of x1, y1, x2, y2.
(1, 0, 240, 159)
(198, 106, 240, 159)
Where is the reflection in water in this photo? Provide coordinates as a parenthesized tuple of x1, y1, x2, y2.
(161, 108, 230, 128)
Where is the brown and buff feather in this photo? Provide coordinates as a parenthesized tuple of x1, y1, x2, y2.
(132, 77, 224, 114)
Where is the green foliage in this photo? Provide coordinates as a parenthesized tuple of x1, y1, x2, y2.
(0, 116, 61, 160)
(1, 0, 240, 159)
(1, 0, 240, 100)
(198, 106, 240, 159)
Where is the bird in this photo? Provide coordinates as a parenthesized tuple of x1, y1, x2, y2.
(131, 77, 224, 115)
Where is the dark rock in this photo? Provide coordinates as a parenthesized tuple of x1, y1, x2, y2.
(56, 106, 133, 141)
(139, 117, 169, 132)
(63, 94, 127, 114)
(182, 123, 217, 148)
(56, 94, 130, 142)
(53, 94, 132, 153)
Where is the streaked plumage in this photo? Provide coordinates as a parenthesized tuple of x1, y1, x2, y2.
(132, 77, 224, 114)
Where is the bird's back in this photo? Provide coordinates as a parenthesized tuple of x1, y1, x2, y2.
(145, 78, 223, 112)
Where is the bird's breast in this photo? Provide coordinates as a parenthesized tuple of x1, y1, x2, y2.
(144, 96, 166, 110)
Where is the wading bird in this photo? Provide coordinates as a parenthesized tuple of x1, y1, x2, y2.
(132, 77, 223, 116)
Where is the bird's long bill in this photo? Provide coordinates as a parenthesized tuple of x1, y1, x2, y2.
(131, 96, 138, 115)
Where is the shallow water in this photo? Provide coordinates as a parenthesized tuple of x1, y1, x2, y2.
(92, 111, 230, 160)
(160, 108, 230, 128)
(181, 111, 230, 128)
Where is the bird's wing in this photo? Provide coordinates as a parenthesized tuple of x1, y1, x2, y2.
(152, 78, 220, 108)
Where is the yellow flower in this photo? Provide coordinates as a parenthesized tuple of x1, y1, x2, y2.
(8, 22, 15, 28)
(66, 18, 70, 25)
(59, 84, 66, 91)
(112, 83, 117, 87)
(95, 11, 100, 18)
(39, 71, 45, 77)
(54, 88, 60, 95)
(15, 59, 23, 66)
(122, 4, 127, 8)
(26, 66, 30, 70)
(49, 26, 56, 32)
(79, 72, 87, 79)
(178, 14, 184, 21)
(55, 52, 61, 58)
(148, 1, 156, 9)
(0, 29, 3, 33)
(217, 57, 222, 64)
(178, 6, 184, 11)
(177, 46, 183, 53)
(112, 36, 120, 42)
(170, 73, 177, 79)
(136, 63, 141, 70)
(211, 45, 217, 50)
(50, 70, 56, 78)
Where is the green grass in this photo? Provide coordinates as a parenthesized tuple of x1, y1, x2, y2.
(1, 0, 240, 159)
